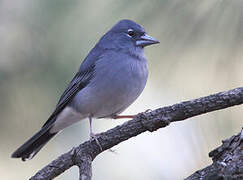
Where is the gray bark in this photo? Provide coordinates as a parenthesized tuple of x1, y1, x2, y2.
(186, 128, 243, 180)
(30, 87, 243, 180)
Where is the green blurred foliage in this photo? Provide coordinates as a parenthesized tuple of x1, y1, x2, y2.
(0, 0, 242, 179)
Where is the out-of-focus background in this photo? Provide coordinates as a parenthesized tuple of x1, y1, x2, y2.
(1, 0, 242, 179)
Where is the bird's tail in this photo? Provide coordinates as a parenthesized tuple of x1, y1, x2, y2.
(11, 127, 57, 161)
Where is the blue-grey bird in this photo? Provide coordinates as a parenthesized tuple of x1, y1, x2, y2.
(11, 19, 159, 161)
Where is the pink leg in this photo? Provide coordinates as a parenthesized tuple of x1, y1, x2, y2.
(112, 109, 152, 119)
(112, 115, 135, 119)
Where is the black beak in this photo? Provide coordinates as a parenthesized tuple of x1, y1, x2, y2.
(136, 33, 159, 47)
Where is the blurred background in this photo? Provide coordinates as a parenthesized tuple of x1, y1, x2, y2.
(0, 0, 242, 179)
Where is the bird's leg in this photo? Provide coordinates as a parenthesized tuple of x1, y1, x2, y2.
(112, 115, 135, 119)
(109, 115, 134, 153)
(112, 109, 153, 119)
(89, 116, 102, 151)
(89, 116, 94, 137)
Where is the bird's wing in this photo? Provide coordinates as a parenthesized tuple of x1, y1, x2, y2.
(42, 65, 95, 128)
(42, 45, 104, 128)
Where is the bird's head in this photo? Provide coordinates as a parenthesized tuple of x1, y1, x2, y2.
(99, 19, 159, 50)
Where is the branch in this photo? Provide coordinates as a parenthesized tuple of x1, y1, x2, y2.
(30, 87, 243, 180)
(186, 128, 243, 180)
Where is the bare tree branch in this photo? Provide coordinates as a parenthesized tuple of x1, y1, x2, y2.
(77, 154, 92, 180)
(186, 128, 243, 180)
(30, 87, 243, 180)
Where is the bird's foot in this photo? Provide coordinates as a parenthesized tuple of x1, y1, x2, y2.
(90, 132, 102, 151)
(145, 109, 153, 113)
(108, 148, 118, 154)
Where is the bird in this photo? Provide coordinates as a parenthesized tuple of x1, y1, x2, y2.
(11, 19, 159, 161)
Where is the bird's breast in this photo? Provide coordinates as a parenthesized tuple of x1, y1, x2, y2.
(72, 53, 148, 117)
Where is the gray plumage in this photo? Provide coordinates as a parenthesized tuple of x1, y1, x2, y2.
(11, 19, 159, 161)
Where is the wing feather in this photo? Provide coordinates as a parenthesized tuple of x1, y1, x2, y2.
(42, 64, 95, 128)
(42, 44, 104, 128)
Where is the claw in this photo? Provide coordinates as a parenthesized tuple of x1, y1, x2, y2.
(145, 109, 153, 113)
(108, 148, 118, 154)
(90, 132, 102, 151)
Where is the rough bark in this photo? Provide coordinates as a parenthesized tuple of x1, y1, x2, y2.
(186, 128, 243, 180)
(29, 87, 243, 180)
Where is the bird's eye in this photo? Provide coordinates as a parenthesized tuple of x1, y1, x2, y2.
(127, 29, 135, 37)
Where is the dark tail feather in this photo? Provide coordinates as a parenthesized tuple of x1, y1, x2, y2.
(11, 127, 57, 161)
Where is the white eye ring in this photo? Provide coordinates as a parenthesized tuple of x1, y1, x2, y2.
(127, 29, 135, 37)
